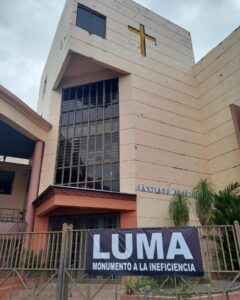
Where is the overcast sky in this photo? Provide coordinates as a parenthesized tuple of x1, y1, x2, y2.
(0, 0, 239, 110)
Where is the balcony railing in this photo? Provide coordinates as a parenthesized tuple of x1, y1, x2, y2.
(0, 208, 25, 223)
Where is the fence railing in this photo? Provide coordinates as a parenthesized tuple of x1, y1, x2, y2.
(0, 223, 239, 300)
(0, 231, 62, 270)
(0, 224, 239, 273)
(0, 230, 88, 271)
(0, 208, 25, 223)
(198, 223, 240, 273)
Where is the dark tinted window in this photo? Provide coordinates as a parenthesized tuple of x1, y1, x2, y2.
(76, 4, 106, 38)
(0, 171, 14, 194)
(56, 78, 119, 192)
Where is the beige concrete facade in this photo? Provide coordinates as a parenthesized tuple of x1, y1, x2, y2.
(36, 0, 240, 227)
(194, 27, 240, 191)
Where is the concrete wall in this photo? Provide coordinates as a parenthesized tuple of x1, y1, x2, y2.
(37, 0, 210, 227)
(36, 0, 73, 193)
(37, 0, 240, 227)
(194, 26, 240, 191)
(0, 162, 30, 210)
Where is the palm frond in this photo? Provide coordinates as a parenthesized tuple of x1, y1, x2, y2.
(192, 178, 214, 226)
(169, 193, 190, 227)
(217, 182, 240, 198)
(213, 182, 240, 225)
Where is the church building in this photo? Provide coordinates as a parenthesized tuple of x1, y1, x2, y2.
(1, 0, 240, 232)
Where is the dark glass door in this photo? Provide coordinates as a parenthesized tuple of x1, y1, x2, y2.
(49, 213, 119, 231)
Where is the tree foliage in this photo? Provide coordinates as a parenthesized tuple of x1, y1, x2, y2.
(192, 178, 214, 226)
(169, 193, 190, 226)
(212, 182, 240, 270)
(213, 182, 240, 225)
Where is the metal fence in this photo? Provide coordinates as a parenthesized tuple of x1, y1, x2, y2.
(0, 208, 25, 223)
(198, 223, 240, 273)
(0, 223, 239, 300)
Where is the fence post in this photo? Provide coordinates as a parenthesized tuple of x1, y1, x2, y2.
(86, 285, 91, 300)
(234, 221, 240, 251)
(115, 279, 118, 300)
(56, 223, 73, 300)
(143, 288, 147, 300)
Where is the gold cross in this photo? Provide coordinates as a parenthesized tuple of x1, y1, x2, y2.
(128, 24, 157, 56)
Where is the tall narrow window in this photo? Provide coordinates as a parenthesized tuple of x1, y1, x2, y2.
(76, 4, 106, 38)
(55, 78, 119, 192)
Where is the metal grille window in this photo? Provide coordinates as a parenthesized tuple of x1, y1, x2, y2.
(55, 78, 119, 192)
(76, 4, 106, 38)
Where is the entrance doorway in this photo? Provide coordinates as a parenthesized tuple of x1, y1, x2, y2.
(48, 213, 120, 282)
(49, 212, 119, 231)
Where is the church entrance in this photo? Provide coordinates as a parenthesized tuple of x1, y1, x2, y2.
(49, 212, 119, 231)
(48, 212, 120, 282)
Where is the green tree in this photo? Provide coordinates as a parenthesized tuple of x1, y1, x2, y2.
(192, 178, 214, 226)
(213, 182, 240, 225)
(169, 193, 190, 226)
(212, 182, 240, 270)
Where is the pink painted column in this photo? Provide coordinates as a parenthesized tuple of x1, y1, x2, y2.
(25, 140, 44, 232)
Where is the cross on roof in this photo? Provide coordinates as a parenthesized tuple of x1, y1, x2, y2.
(128, 24, 157, 57)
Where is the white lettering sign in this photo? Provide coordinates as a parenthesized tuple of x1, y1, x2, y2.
(87, 227, 204, 276)
(137, 233, 164, 259)
(166, 232, 193, 259)
(136, 184, 193, 197)
(93, 232, 193, 260)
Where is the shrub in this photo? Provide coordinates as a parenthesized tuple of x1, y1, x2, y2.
(169, 193, 190, 226)
(192, 178, 214, 226)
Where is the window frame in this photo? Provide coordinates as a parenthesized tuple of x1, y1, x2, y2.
(76, 3, 106, 39)
(55, 78, 119, 193)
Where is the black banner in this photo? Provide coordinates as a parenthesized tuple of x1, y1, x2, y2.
(86, 227, 204, 277)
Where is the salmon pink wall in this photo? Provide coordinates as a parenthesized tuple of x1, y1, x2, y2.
(33, 215, 48, 232)
(120, 210, 137, 228)
(33, 189, 137, 232)
(34, 210, 137, 232)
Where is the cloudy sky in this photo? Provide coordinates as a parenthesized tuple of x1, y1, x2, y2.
(0, 0, 239, 110)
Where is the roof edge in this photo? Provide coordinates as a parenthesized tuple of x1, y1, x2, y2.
(34, 185, 137, 207)
(0, 85, 52, 132)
